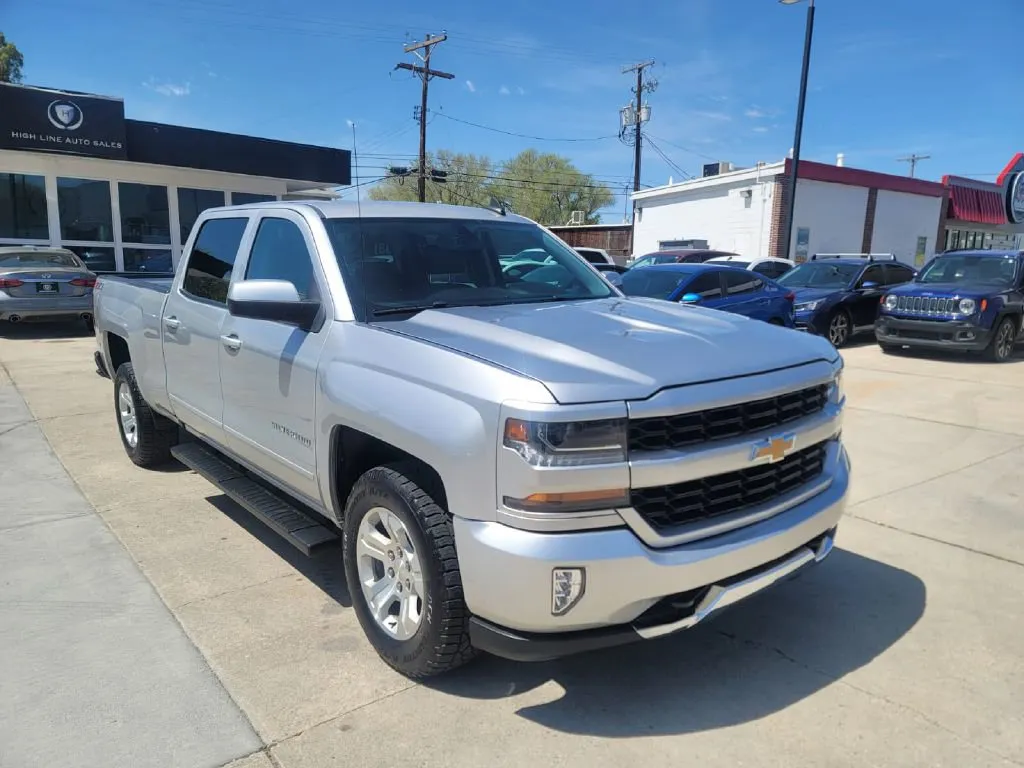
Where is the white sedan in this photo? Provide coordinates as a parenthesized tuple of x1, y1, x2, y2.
(705, 254, 795, 280)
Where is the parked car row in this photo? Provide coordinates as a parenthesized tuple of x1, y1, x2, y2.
(595, 245, 1023, 362)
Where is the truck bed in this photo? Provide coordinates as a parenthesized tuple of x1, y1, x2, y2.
(97, 273, 174, 292)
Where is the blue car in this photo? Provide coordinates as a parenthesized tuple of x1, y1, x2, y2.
(875, 249, 1024, 362)
(776, 254, 916, 347)
(618, 263, 796, 326)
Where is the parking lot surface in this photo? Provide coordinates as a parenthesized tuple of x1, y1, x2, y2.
(0, 325, 1021, 768)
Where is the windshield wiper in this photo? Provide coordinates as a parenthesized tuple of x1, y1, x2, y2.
(371, 302, 452, 317)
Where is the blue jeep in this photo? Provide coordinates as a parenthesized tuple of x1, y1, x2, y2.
(875, 249, 1024, 362)
(776, 254, 917, 347)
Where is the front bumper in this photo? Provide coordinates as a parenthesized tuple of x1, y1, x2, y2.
(0, 295, 93, 321)
(794, 310, 824, 334)
(875, 315, 991, 351)
(457, 442, 850, 661)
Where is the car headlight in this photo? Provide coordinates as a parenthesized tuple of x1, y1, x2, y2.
(826, 370, 844, 406)
(958, 298, 976, 315)
(883, 295, 898, 311)
(503, 417, 627, 467)
(795, 300, 822, 312)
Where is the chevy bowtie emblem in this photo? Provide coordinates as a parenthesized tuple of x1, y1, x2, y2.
(750, 432, 797, 464)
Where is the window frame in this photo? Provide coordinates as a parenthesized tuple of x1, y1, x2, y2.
(684, 270, 725, 300)
(179, 214, 253, 307)
(882, 263, 915, 286)
(723, 269, 763, 296)
(857, 263, 886, 288)
(241, 215, 322, 302)
(0, 172, 50, 242)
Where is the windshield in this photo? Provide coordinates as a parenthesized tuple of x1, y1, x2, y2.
(632, 253, 678, 269)
(324, 217, 615, 317)
(777, 262, 861, 289)
(916, 253, 1018, 286)
(0, 251, 83, 269)
(715, 259, 750, 268)
(619, 268, 691, 299)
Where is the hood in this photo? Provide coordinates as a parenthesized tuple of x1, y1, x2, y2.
(379, 297, 837, 403)
(791, 287, 841, 304)
(885, 282, 998, 299)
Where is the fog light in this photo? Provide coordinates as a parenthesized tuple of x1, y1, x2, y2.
(552, 568, 586, 616)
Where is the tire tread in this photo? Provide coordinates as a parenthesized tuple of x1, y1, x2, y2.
(114, 362, 178, 467)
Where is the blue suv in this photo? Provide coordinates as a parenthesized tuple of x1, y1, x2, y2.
(776, 254, 917, 347)
(875, 249, 1024, 362)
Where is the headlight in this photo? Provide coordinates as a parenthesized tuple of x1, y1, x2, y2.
(826, 370, 844, 405)
(958, 298, 976, 315)
(883, 295, 898, 311)
(503, 417, 627, 467)
(795, 300, 822, 312)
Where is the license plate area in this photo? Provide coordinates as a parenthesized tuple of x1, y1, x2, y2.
(36, 282, 58, 294)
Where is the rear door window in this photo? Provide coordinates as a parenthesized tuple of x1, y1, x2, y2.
(686, 271, 724, 299)
(724, 269, 762, 295)
(181, 217, 249, 304)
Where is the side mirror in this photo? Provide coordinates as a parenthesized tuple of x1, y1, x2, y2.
(860, 280, 880, 290)
(681, 292, 701, 303)
(227, 279, 320, 329)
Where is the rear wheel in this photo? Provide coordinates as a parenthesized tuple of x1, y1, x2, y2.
(113, 362, 178, 467)
(343, 462, 475, 679)
(983, 316, 1018, 362)
(827, 309, 852, 348)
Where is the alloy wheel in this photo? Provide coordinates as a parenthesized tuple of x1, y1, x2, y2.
(117, 382, 138, 448)
(828, 313, 849, 346)
(356, 506, 425, 641)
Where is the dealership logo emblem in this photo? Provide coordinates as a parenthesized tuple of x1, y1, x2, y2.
(47, 100, 84, 131)
(1008, 172, 1024, 225)
(750, 432, 797, 464)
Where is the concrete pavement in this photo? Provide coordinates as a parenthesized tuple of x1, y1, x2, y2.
(0, 323, 1021, 767)
(0, 351, 261, 768)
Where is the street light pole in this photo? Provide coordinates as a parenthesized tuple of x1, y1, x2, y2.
(779, 0, 815, 262)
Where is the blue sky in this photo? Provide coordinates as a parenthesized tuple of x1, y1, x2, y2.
(8, 0, 1024, 220)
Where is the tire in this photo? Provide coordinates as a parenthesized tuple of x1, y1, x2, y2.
(83, 317, 95, 335)
(826, 309, 852, 348)
(878, 342, 901, 354)
(113, 362, 178, 467)
(983, 316, 1018, 363)
(768, 318, 784, 326)
(343, 462, 475, 679)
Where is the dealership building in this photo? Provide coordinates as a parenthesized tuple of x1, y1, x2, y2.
(0, 82, 351, 273)
(631, 154, 1024, 267)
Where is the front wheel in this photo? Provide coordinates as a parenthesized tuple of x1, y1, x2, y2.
(113, 362, 178, 467)
(983, 316, 1018, 362)
(827, 309, 852, 348)
(343, 463, 475, 678)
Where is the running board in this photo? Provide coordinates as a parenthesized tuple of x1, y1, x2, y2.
(170, 442, 338, 556)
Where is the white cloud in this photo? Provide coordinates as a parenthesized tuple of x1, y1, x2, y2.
(693, 110, 731, 121)
(465, 80, 476, 93)
(752, 126, 769, 133)
(745, 107, 767, 118)
(144, 78, 191, 97)
(516, 86, 525, 96)
(499, 85, 511, 96)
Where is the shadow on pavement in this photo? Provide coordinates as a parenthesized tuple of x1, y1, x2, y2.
(429, 548, 925, 737)
(0, 321, 92, 341)
(205, 493, 351, 608)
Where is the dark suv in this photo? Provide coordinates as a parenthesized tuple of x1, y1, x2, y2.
(776, 254, 916, 347)
(875, 249, 1024, 362)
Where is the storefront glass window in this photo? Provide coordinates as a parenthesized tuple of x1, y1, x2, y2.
(57, 178, 114, 242)
(0, 173, 49, 240)
(64, 245, 116, 273)
(123, 247, 173, 273)
(119, 182, 171, 245)
(177, 188, 226, 244)
(232, 192, 275, 205)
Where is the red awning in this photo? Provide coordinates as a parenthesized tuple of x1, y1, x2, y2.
(947, 184, 1006, 225)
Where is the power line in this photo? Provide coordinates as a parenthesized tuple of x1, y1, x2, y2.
(396, 34, 454, 202)
(430, 111, 618, 143)
(643, 133, 724, 164)
(644, 135, 693, 180)
(897, 153, 931, 178)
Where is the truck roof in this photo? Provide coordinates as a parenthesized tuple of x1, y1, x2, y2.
(210, 199, 536, 224)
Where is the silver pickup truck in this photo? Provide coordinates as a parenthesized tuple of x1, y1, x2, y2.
(94, 200, 849, 678)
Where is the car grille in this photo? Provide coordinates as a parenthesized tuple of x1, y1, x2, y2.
(630, 441, 828, 532)
(628, 384, 828, 453)
(893, 295, 957, 315)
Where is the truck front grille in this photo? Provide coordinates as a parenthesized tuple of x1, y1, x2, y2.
(630, 441, 828, 532)
(894, 295, 957, 315)
(628, 384, 828, 453)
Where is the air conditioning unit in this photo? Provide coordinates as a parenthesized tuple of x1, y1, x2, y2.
(569, 210, 585, 225)
(702, 161, 735, 178)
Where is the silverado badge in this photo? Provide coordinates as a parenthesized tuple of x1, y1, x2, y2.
(750, 432, 797, 464)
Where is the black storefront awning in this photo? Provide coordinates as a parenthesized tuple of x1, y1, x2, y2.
(0, 83, 350, 187)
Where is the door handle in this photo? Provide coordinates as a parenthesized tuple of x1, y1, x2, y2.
(164, 316, 181, 332)
(220, 334, 242, 351)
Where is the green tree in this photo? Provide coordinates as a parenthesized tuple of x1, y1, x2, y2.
(491, 150, 614, 226)
(0, 33, 24, 84)
(369, 150, 495, 206)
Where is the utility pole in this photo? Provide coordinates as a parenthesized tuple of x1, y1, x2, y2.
(897, 153, 931, 178)
(396, 34, 454, 202)
(621, 60, 656, 195)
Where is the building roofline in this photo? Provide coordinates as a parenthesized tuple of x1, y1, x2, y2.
(633, 161, 785, 200)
